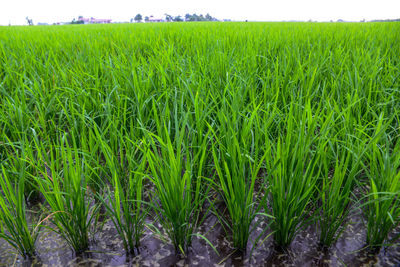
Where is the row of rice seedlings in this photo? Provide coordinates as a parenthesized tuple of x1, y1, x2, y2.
(1, 23, 398, 148)
(315, 108, 398, 249)
(1, 124, 400, 257)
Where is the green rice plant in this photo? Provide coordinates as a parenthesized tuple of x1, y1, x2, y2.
(315, 103, 372, 247)
(265, 103, 321, 248)
(210, 105, 270, 251)
(317, 140, 361, 247)
(31, 134, 99, 254)
(145, 116, 211, 255)
(79, 124, 106, 196)
(0, 166, 40, 258)
(364, 134, 400, 251)
(186, 89, 215, 179)
(93, 125, 148, 255)
(2, 138, 43, 204)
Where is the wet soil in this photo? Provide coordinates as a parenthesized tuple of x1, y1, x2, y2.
(1, 207, 400, 267)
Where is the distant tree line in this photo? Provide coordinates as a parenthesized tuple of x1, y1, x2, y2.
(370, 18, 400, 22)
(71, 16, 86, 24)
(184, 13, 218, 22)
(67, 13, 221, 25)
(70, 19, 84, 24)
(131, 13, 219, 23)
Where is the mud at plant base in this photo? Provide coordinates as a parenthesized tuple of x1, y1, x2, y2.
(1, 209, 400, 267)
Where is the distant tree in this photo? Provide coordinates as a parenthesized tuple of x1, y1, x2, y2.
(134, 14, 142, 23)
(26, 16, 33, 26)
(185, 14, 191, 21)
(205, 13, 213, 21)
(130, 18, 133, 23)
(165, 14, 173, 22)
(71, 17, 84, 24)
(173, 16, 183, 22)
(192, 13, 199, 21)
(145, 16, 149, 22)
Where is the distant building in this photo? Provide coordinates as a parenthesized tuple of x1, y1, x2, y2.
(78, 16, 112, 24)
(78, 17, 90, 24)
(91, 18, 112, 23)
(147, 16, 164, 22)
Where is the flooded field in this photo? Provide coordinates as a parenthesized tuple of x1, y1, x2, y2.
(1, 22, 400, 267)
(1, 208, 399, 266)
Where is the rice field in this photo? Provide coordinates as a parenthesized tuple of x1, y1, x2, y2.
(0, 21, 400, 266)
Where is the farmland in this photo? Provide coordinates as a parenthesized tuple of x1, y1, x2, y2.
(0, 22, 400, 266)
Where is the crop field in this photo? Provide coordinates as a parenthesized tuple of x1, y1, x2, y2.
(0, 22, 400, 266)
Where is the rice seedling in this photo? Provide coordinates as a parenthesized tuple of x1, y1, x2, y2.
(145, 111, 211, 255)
(78, 122, 107, 198)
(93, 124, 148, 255)
(317, 138, 361, 247)
(1, 138, 44, 204)
(265, 103, 322, 248)
(314, 101, 375, 248)
(210, 101, 272, 251)
(31, 134, 99, 254)
(0, 165, 40, 259)
(363, 134, 400, 251)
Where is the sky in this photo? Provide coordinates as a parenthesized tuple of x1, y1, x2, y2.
(1, 0, 399, 25)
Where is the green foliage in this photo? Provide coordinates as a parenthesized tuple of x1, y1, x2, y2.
(0, 22, 399, 258)
(145, 108, 211, 254)
(184, 13, 217, 21)
(210, 94, 271, 250)
(93, 123, 148, 255)
(0, 166, 40, 258)
(265, 104, 322, 248)
(364, 133, 400, 250)
(317, 137, 361, 247)
(134, 14, 142, 23)
(31, 135, 99, 254)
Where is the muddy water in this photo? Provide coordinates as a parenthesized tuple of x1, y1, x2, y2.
(1, 209, 400, 267)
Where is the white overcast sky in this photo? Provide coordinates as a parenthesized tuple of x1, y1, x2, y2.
(1, 0, 399, 25)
